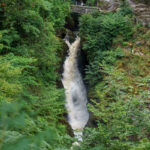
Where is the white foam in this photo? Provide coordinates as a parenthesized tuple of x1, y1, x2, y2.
(62, 37, 89, 142)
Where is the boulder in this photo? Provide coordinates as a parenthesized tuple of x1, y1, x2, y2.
(98, 0, 120, 11)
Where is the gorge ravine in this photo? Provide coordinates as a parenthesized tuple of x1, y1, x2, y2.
(62, 37, 89, 143)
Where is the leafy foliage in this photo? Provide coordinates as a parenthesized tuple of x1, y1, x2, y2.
(79, 7, 150, 150)
(1, 0, 150, 149)
(80, 11, 133, 85)
(80, 64, 150, 149)
(0, 0, 72, 149)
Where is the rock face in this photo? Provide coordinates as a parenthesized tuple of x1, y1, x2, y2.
(131, 0, 150, 5)
(71, 0, 150, 26)
(129, 0, 150, 26)
(97, 0, 150, 25)
(98, 0, 120, 11)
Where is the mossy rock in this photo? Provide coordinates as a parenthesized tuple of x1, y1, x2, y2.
(65, 15, 75, 30)
(56, 28, 67, 39)
(98, 0, 120, 11)
(67, 29, 76, 43)
(132, 0, 150, 5)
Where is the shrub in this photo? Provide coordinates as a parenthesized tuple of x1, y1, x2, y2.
(80, 12, 133, 85)
(80, 66, 150, 150)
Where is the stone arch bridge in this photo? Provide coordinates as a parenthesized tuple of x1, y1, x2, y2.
(71, 3, 150, 26)
(71, 5, 102, 14)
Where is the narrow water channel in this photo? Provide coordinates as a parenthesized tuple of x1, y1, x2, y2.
(62, 37, 89, 144)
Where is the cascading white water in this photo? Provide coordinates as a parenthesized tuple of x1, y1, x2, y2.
(62, 37, 89, 143)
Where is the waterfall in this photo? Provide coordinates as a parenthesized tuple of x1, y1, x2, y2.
(62, 37, 89, 144)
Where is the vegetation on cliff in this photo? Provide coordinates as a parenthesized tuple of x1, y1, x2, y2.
(1, 0, 150, 150)
(0, 0, 72, 150)
(78, 3, 150, 150)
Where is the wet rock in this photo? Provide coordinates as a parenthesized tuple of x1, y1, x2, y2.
(98, 0, 120, 11)
(67, 29, 76, 43)
(56, 28, 67, 39)
(136, 41, 143, 45)
(146, 41, 150, 46)
(65, 13, 80, 31)
(86, 112, 98, 128)
(65, 15, 75, 30)
(129, 0, 150, 26)
(56, 38, 68, 88)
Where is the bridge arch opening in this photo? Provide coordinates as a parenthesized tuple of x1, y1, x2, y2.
(65, 12, 81, 31)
